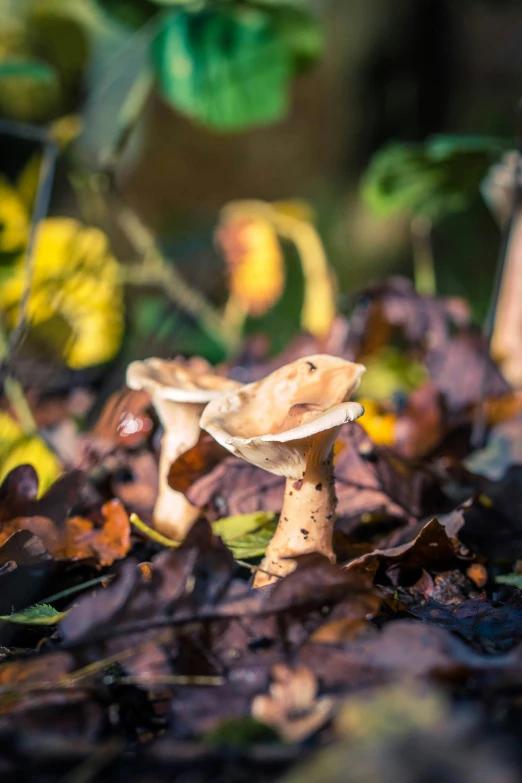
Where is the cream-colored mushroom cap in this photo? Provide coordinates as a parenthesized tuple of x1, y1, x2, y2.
(126, 357, 239, 403)
(200, 355, 365, 480)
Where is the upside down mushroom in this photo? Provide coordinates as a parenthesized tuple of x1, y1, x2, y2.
(200, 355, 365, 587)
(126, 357, 239, 540)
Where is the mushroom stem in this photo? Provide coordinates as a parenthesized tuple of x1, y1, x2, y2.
(253, 450, 337, 588)
(153, 401, 202, 540)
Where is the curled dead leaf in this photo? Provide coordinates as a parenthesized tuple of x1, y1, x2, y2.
(252, 664, 334, 743)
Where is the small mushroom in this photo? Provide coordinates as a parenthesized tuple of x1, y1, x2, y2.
(126, 357, 239, 539)
(200, 354, 365, 586)
(482, 152, 522, 386)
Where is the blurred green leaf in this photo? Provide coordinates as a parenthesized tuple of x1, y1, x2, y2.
(362, 135, 509, 224)
(131, 295, 226, 362)
(0, 604, 67, 626)
(151, 7, 291, 131)
(204, 716, 280, 748)
(97, 0, 157, 28)
(150, 0, 199, 4)
(270, 6, 323, 69)
(213, 511, 277, 559)
(0, 59, 57, 84)
(495, 573, 522, 588)
(27, 8, 91, 91)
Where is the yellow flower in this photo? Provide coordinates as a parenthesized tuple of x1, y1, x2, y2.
(0, 175, 29, 253)
(0, 412, 60, 495)
(0, 218, 124, 369)
(217, 216, 285, 317)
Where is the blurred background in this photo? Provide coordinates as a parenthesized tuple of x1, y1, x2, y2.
(0, 0, 521, 384)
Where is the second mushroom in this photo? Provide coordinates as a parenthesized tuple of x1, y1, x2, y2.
(200, 354, 365, 587)
(126, 357, 239, 540)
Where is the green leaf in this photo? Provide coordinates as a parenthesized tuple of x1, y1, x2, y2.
(96, 0, 157, 28)
(271, 6, 324, 70)
(361, 135, 509, 224)
(495, 574, 522, 588)
(204, 716, 280, 748)
(150, 0, 199, 4)
(0, 604, 67, 626)
(213, 512, 277, 559)
(0, 59, 58, 84)
(151, 7, 292, 132)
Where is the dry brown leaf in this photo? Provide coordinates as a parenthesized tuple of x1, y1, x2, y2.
(252, 664, 334, 743)
(0, 500, 130, 567)
(168, 431, 229, 494)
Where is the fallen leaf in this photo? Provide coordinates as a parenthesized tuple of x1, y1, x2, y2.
(345, 518, 466, 585)
(0, 496, 130, 566)
(410, 593, 522, 652)
(168, 431, 229, 494)
(185, 455, 285, 518)
(425, 330, 510, 411)
(345, 277, 470, 361)
(252, 664, 334, 743)
(0, 603, 66, 626)
(90, 387, 153, 450)
(213, 512, 277, 559)
(186, 425, 432, 531)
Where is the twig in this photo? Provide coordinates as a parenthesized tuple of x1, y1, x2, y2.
(130, 512, 179, 547)
(410, 215, 436, 296)
(471, 101, 522, 448)
(110, 674, 224, 686)
(117, 208, 240, 354)
(6, 133, 58, 359)
(61, 742, 122, 783)
(0, 319, 37, 435)
(235, 559, 282, 580)
(0, 122, 57, 435)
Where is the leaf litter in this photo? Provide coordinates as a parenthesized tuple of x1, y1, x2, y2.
(3, 279, 522, 780)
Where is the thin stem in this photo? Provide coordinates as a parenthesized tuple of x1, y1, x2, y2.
(222, 294, 248, 336)
(271, 211, 336, 339)
(117, 208, 240, 354)
(0, 320, 37, 435)
(7, 137, 58, 358)
(3, 377, 38, 435)
(129, 512, 179, 547)
(221, 200, 337, 338)
(410, 215, 436, 296)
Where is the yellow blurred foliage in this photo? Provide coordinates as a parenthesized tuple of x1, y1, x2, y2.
(218, 216, 285, 317)
(0, 214, 124, 369)
(357, 398, 397, 446)
(357, 346, 427, 401)
(0, 176, 29, 253)
(0, 411, 60, 494)
(218, 199, 337, 338)
(272, 199, 316, 223)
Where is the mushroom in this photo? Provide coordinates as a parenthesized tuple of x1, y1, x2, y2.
(126, 357, 240, 539)
(200, 355, 365, 586)
(482, 152, 522, 386)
